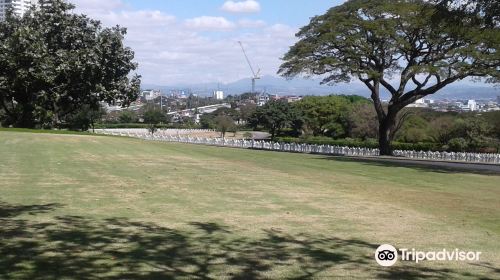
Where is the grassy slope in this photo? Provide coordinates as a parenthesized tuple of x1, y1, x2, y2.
(0, 131, 499, 279)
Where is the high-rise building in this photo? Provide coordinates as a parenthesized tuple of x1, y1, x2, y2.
(213, 90, 224, 100)
(0, 0, 36, 22)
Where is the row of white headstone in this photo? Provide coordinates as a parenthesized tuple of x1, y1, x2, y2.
(93, 128, 216, 135)
(94, 129, 500, 164)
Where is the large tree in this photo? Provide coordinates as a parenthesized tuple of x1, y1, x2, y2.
(214, 114, 235, 139)
(295, 95, 350, 137)
(249, 100, 302, 140)
(278, 0, 499, 155)
(0, 0, 140, 128)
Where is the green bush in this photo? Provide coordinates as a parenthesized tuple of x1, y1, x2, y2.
(94, 123, 170, 129)
(391, 142, 442, 151)
(447, 138, 468, 152)
(276, 136, 379, 148)
(275, 136, 444, 151)
(94, 123, 202, 130)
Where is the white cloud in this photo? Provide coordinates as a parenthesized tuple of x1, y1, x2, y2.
(265, 24, 297, 37)
(221, 0, 261, 13)
(67, 0, 298, 85)
(238, 19, 266, 28)
(184, 16, 236, 31)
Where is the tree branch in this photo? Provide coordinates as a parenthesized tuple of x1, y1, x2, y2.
(411, 73, 433, 91)
(399, 75, 462, 109)
(380, 78, 398, 96)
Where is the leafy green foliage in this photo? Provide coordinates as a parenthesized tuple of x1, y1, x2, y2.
(118, 111, 138, 124)
(344, 102, 378, 140)
(433, 0, 499, 29)
(199, 107, 239, 130)
(215, 115, 235, 139)
(396, 115, 431, 143)
(65, 105, 106, 132)
(295, 95, 350, 137)
(238, 103, 257, 123)
(249, 100, 303, 140)
(447, 137, 468, 152)
(200, 114, 216, 129)
(143, 108, 168, 125)
(0, 0, 141, 128)
(278, 107, 499, 153)
(481, 111, 500, 139)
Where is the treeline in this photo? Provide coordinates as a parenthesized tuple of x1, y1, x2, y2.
(240, 95, 499, 153)
(57, 93, 500, 153)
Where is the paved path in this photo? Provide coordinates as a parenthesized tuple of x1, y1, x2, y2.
(327, 155, 500, 174)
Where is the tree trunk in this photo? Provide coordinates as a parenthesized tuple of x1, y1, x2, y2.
(378, 114, 397, 156)
(90, 112, 95, 133)
(16, 104, 36, 128)
(52, 101, 59, 129)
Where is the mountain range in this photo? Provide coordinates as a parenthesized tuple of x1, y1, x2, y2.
(143, 75, 500, 100)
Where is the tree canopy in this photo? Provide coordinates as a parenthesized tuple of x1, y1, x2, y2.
(278, 0, 499, 155)
(0, 0, 140, 128)
(295, 95, 350, 137)
(249, 100, 303, 140)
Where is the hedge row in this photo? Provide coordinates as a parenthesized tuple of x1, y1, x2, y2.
(275, 136, 442, 151)
(93, 123, 198, 129)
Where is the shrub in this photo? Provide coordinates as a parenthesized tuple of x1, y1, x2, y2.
(447, 138, 468, 152)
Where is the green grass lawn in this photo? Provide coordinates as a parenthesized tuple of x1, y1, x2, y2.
(0, 131, 499, 279)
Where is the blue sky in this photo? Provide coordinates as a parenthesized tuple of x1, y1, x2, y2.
(126, 0, 340, 27)
(71, 0, 346, 85)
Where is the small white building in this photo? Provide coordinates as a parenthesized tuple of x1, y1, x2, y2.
(142, 90, 161, 101)
(457, 99, 477, 111)
(407, 98, 428, 108)
(257, 93, 271, 106)
(467, 100, 477, 111)
(213, 90, 224, 100)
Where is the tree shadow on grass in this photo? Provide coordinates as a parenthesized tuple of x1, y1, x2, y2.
(318, 156, 500, 176)
(0, 201, 63, 218)
(0, 201, 497, 279)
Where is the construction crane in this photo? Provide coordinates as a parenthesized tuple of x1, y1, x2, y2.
(238, 41, 261, 93)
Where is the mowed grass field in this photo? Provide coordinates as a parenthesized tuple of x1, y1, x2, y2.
(0, 131, 499, 279)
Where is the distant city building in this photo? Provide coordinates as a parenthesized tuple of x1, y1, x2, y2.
(257, 93, 271, 106)
(286, 96, 303, 103)
(456, 99, 477, 111)
(213, 90, 224, 100)
(467, 99, 477, 111)
(0, 0, 36, 21)
(141, 90, 161, 101)
(407, 98, 428, 108)
(402, 97, 499, 112)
